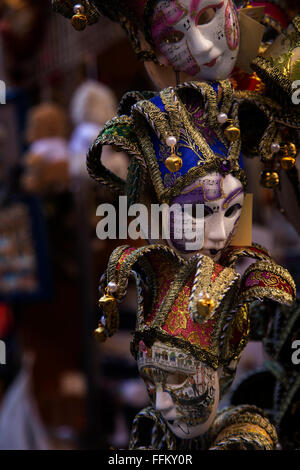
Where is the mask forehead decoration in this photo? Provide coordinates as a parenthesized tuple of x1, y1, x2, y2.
(137, 340, 219, 438)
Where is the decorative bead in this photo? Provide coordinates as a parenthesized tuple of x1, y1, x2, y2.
(196, 292, 215, 318)
(280, 142, 297, 158)
(271, 142, 280, 153)
(224, 124, 240, 142)
(217, 112, 228, 124)
(71, 4, 88, 31)
(73, 3, 85, 14)
(94, 325, 107, 343)
(166, 136, 177, 147)
(107, 281, 117, 293)
(260, 170, 280, 188)
(165, 135, 182, 172)
(280, 156, 296, 170)
(165, 155, 183, 172)
(98, 292, 116, 308)
(221, 160, 231, 173)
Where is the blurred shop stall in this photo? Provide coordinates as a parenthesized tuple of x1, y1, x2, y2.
(0, 0, 151, 450)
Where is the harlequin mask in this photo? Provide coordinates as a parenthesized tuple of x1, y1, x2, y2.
(168, 171, 244, 256)
(53, 1, 239, 81)
(138, 340, 219, 438)
(151, 0, 240, 80)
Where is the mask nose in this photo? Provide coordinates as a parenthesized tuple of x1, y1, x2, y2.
(188, 27, 214, 57)
(155, 389, 174, 413)
(208, 215, 227, 244)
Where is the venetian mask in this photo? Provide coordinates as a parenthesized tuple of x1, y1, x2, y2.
(151, 0, 240, 80)
(168, 171, 244, 258)
(138, 340, 220, 439)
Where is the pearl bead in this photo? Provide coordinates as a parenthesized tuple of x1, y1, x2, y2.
(107, 281, 117, 292)
(217, 112, 228, 124)
(73, 3, 85, 14)
(166, 136, 177, 147)
(271, 142, 280, 153)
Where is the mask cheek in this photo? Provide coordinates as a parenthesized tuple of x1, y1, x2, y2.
(202, 215, 215, 245)
(224, 214, 240, 244)
(160, 41, 188, 65)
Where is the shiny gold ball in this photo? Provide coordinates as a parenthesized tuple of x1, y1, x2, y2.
(98, 293, 116, 308)
(94, 325, 107, 343)
(280, 142, 297, 158)
(165, 155, 183, 173)
(224, 125, 240, 142)
(196, 292, 215, 318)
(71, 13, 88, 31)
(260, 170, 280, 188)
(280, 156, 296, 170)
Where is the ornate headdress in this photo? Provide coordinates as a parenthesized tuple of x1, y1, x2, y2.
(96, 242, 295, 372)
(87, 79, 299, 203)
(252, 14, 300, 105)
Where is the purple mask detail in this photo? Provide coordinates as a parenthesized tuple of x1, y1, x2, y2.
(169, 175, 223, 252)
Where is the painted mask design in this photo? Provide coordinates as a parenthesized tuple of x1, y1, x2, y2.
(168, 172, 244, 257)
(138, 340, 219, 438)
(151, 0, 240, 80)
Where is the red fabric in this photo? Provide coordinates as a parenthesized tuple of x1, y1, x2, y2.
(251, 1, 289, 28)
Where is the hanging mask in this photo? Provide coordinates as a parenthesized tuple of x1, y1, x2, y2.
(168, 171, 244, 257)
(138, 340, 220, 438)
(150, 0, 240, 80)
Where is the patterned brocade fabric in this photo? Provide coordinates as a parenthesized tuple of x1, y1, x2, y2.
(103, 243, 295, 371)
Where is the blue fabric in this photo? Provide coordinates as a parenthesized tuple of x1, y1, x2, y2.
(149, 95, 166, 112)
(148, 93, 243, 188)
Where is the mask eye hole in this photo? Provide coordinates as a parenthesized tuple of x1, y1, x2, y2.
(190, 203, 204, 219)
(204, 205, 213, 218)
(162, 30, 184, 44)
(224, 203, 242, 218)
(165, 371, 189, 385)
(187, 205, 212, 218)
(196, 7, 216, 26)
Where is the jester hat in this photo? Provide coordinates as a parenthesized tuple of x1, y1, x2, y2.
(87, 79, 299, 206)
(99, 242, 295, 371)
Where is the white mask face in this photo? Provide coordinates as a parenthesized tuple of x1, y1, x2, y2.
(138, 340, 219, 439)
(151, 0, 239, 80)
(168, 172, 244, 258)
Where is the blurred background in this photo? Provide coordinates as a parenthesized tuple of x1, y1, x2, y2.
(0, 0, 299, 451)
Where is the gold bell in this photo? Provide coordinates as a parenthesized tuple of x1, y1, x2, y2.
(260, 170, 280, 188)
(98, 292, 116, 309)
(280, 156, 296, 170)
(98, 288, 119, 336)
(196, 292, 215, 319)
(71, 4, 88, 31)
(94, 325, 107, 343)
(224, 124, 240, 142)
(280, 142, 297, 158)
(165, 154, 183, 173)
(165, 135, 182, 173)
